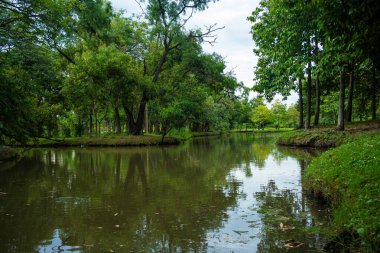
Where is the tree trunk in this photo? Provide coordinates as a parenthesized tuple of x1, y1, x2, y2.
(154, 120, 160, 134)
(132, 91, 147, 135)
(298, 78, 304, 129)
(306, 59, 312, 129)
(346, 64, 354, 122)
(314, 76, 320, 126)
(94, 110, 98, 136)
(127, 49, 169, 136)
(122, 101, 136, 134)
(372, 59, 377, 120)
(153, 48, 169, 82)
(89, 112, 93, 136)
(145, 104, 149, 134)
(337, 70, 346, 131)
(114, 106, 121, 134)
(314, 38, 320, 126)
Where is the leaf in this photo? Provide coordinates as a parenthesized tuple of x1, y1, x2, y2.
(233, 230, 249, 236)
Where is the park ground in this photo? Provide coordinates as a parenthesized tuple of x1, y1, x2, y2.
(276, 121, 380, 251)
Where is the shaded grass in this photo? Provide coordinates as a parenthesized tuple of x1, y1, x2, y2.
(304, 134, 380, 250)
(23, 135, 179, 147)
(276, 121, 380, 147)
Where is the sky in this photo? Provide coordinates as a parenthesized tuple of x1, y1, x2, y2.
(110, 0, 298, 106)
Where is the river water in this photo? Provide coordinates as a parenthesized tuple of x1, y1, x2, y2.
(0, 134, 330, 252)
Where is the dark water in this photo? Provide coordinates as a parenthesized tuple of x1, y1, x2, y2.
(0, 134, 330, 252)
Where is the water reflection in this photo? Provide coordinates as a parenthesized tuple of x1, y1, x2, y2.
(0, 134, 330, 252)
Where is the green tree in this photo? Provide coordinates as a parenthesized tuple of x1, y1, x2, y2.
(251, 104, 271, 130)
(270, 99, 287, 129)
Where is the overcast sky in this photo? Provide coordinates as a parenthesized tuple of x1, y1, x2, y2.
(110, 0, 298, 106)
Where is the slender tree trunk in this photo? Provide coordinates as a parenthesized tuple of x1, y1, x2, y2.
(298, 78, 304, 129)
(314, 38, 320, 126)
(89, 112, 93, 136)
(153, 48, 169, 82)
(314, 76, 320, 126)
(306, 58, 312, 129)
(372, 59, 377, 120)
(145, 104, 149, 134)
(346, 64, 354, 122)
(337, 69, 346, 131)
(95, 110, 98, 136)
(114, 106, 121, 134)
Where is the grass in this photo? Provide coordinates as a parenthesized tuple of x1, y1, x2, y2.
(276, 121, 380, 147)
(304, 134, 380, 250)
(23, 135, 179, 147)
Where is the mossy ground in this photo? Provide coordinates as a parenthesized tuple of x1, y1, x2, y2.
(276, 121, 380, 147)
(305, 134, 380, 250)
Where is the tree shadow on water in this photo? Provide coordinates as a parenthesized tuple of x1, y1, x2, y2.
(255, 180, 330, 252)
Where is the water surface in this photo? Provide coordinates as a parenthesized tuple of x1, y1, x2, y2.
(0, 134, 330, 252)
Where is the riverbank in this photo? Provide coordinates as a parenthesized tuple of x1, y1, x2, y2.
(0, 146, 19, 162)
(167, 128, 293, 141)
(22, 135, 179, 147)
(305, 134, 380, 251)
(276, 121, 380, 147)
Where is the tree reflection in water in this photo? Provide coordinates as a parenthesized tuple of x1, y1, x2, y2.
(255, 180, 329, 252)
(0, 134, 332, 252)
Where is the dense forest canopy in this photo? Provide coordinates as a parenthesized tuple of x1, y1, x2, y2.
(249, 0, 380, 130)
(0, 0, 379, 144)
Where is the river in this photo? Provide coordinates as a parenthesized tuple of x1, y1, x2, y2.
(0, 134, 330, 252)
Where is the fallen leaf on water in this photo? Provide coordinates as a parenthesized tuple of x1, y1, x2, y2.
(233, 230, 249, 236)
(284, 239, 304, 248)
(280, 223, 295, 231)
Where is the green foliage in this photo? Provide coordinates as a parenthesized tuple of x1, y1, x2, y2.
(249, 0, 380, 128)
(251, 104, 271, 128)
(270, 99, 287, 128)
(1, 0, 243, 142)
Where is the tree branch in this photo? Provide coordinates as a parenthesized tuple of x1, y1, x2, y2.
(133, 0, 147, 16)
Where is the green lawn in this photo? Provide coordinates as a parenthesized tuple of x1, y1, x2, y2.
(276, 121, 380, 147)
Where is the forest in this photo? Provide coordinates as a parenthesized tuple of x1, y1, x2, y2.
(0, 0, 379, 144)
(249, 0, 379, 131)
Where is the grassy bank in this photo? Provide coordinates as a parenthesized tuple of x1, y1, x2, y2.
(277, 121, 380, 147)
(231, 127, 293, 134)
(23, 135, 179, 147)
(305, 134, 380, 250)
